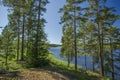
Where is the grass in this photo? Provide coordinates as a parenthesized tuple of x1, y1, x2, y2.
(45, 54, 111, 80)
(0, 60, 23, 71)
(0, 54, 111, 80)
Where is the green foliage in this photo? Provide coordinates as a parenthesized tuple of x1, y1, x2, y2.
(26, 50, 49, 68)
(0, 25, 15, 70)
(60, 0, 86, 69)
(24, 0, 49, 67)
(1, 0, 120, 79)
(0, 60, 23, 71)
(2, 0, 50, 67)
(60, 0, 120, 79)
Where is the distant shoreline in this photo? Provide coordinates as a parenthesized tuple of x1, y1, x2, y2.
(49, 44, 61, 47)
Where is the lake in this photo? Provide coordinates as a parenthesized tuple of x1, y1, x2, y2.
(49, 47, 120, 80)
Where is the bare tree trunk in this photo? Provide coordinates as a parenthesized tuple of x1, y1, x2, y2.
(97, 22, 104, 76)
(26, 29, 30, 56)
(6, 35, 9, 70)
(110, 38, 115, 80)
(84, 35, 87, 70)
(67, 52, 70, 67)
(92, 55, 95, 71)
(5, 51, 8, 70)
(21, 14, 25, 61)
(17, 19, 20, 61)
(36, 0, 41, 56)
(96, 0, 104, 76)
(74, 3, 77, 70)
(91, 32, 95, 71)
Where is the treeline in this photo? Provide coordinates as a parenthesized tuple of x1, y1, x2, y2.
(49, 44, 61, 47)
(60, 0, 120, 80)
(0, 0, 49, 68)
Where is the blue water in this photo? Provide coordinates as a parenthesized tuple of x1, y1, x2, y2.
(49, 47, 98, 70)
(49, 47, 120, 80)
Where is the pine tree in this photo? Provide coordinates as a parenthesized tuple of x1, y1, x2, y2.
(26, 0, 49, 67)
(60, 0, 85, 70)
(88, 0, 120, 77)
(60, 23, 74, 67)
(1, 25, 14, 70)
(2, 0, 49, 67)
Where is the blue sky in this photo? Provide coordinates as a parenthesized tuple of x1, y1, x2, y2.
(0, 0, 120, 44)
(0, 6, 8, 27)
(44, 0, 65, 44)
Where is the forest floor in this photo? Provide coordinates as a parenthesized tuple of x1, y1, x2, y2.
(0, 69, 70, 80)
(0, 54, 110, 80)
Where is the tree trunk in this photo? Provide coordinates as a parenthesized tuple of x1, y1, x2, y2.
(67, 51, 70, 67)
(36, 0, 41, 56)
(110, 38, 115, 80)
(97, 22, 104, 76)
(74, 3, 77, 70)
(5, 51, 8, 70)
(26, 29, 30, 56)
(91, 32, 95, 71)
(17, 19, 20, 61)
(97, 0, 104, 76)
(21, 14, 25, 61)
(92, 55, 95, 71)
(84, 35, 87, 70)
(6, 36, 8, 70)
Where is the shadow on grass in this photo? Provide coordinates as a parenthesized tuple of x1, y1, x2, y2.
(0, 71, 24, 80)
(40, 62, 103, 80)
(0, 58, 106, 80)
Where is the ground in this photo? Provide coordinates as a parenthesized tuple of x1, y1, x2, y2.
(0, 69, 69, 80)
(0, 68, 104, 80)
(0, 54, 110, 80)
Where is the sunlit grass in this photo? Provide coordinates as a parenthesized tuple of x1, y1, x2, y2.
(47, 53, 81, 69)
(0, 54, 111, 80)
(46, 53, 111, 80)
(0, 60, 23, 71)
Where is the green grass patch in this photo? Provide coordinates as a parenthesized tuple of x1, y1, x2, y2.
(45, 53, 111, 80)
(0, 53, 111, 80)
(0, 60, 24, 71)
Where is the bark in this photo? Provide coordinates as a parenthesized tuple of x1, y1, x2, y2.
(17, 19, 20, 61)
(5, 50, 8, 69)
(97, 0, 104, 76)
(84, 35, 87, 70)
(21, 14, 25, 61)
(92, 55, 95, 71)
(36, 0, 41, 56)
(97, 22, 104, 76)
(74, 4, 77, 70)
(67, 52, 70, 67)
(26, 28, 30, 56)
(91, 32, 95, 71)
(110, 38, 115, 80)
(6, 35, 9, 70)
